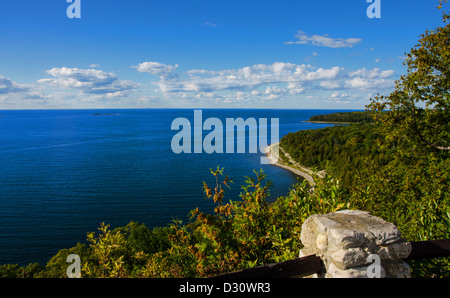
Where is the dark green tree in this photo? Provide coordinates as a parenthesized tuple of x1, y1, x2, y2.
(358, 1, 450, 277)
(368, 1, 449, 154)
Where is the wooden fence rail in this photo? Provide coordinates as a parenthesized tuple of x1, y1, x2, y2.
(405, 239, 450, 261)
(210, 255, 323, 279)
(210, 239, 450, 278)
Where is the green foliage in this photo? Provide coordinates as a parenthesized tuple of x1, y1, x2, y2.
(136, 168, 350, 278)
(359, 3, 450, 276)
(279, 8, 450, 274)
(368, 5, 450, 154)
(309, 111, 375, 123)
(281, 123, 390, 190)
(82, 223, 129, 278)
(9, 167, 341, 278)
(0, 152, 447, 278)
(125, 222, 171, 255)
(0, 263, 43, 278)
(281, 123, 449, 277)
(42, 242, 92, 278)
(82, 222, 157, 278)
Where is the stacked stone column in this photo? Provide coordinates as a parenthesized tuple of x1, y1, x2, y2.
(300, 210, 412, 278)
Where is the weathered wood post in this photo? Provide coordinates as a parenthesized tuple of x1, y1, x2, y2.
(300, 210, 412, 278)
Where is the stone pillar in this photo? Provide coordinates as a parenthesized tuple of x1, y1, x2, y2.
(300, 210, 412, 278)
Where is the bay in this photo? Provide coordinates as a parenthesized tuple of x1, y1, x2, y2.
(0, 109, 356, 266)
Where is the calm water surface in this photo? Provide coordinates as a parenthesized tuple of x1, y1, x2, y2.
(0, 109, 354, 265)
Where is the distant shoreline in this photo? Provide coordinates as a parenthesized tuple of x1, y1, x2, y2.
(302, 120, 351, 125)
(93, 113, 120, 116)
(265, 143, 319, 185)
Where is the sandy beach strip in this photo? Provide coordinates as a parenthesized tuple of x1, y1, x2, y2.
(264, 143, 317, 185)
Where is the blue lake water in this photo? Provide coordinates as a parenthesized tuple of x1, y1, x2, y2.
(0, 109, 356, 266)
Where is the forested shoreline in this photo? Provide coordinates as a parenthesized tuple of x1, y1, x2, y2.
(280, 122, 388, 190)
(306, 111, 375, 124)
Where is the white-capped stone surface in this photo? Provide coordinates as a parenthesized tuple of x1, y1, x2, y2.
(300, 210, 412, 278)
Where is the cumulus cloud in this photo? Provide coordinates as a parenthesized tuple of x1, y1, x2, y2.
(132, 62, 179, 80)
(38, 67, 139, 96)
(349, 67, 394, 78)
(4, 62, 395, 108)
(285, 30, 362, 48)
(345, 68, 396, 89)
(0, 76, 62, 108)
(140, 61, 341, 94)
(344, 77, 394, 89)
(330, 92, 353, 100)
(134, 61, 395, 104)
(0, 75, 29, 94)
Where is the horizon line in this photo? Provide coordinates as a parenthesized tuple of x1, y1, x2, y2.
(0, 107, 367, 111)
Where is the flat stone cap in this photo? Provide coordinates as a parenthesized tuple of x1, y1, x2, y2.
(300, 210, 401, 255)
(300, 210, 412, 277)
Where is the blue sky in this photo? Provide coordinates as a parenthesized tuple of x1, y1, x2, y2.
(0, 0, 446, 109)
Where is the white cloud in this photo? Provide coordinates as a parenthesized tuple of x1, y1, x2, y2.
(305, 51, 318, 61)
(0, 75, 29, 94)
(330, 92, 351, 100)
(349, 67, 394, 78)
(135, 61, 395, 104)
(1, 61, 397, 109)
(344, 77, 394, 89)
(0, 76, 62, 108)
(132, 62, 179, 80)
(203, 22, 218, 27)
(326, 91, 360, 104)
(145, 62, 342, 97)
(287, 82, 305, 94)
(345, 68, 395, 90)
(38, 67, 139, 96)
(285, 30, 362, 48)
(320, 80, 341, 89)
